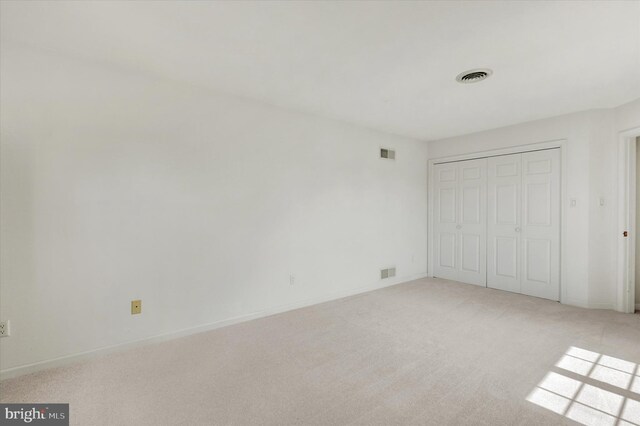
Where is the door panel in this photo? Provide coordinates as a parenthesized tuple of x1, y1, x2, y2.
(433, 159, 486, 286)
(524, 239, 551, 284)
(439, 188, 457, 223)
(462, 186, 481, 223)
(521, 149, 560, 301)
(433, 163, 459, 281)
(525, 182, 552, 225)
(495, 237, 518, 278)
(461, 234, 481, 272)
(496, 162, 518, 177)
(487, 154, 522, 293)
(438, 168, 456, 182)
(438, 233, 457, 269)
(457, 158, 487, 286)
(526, 159, 552, 174)
(462, 165, 482, 180)
(496, 184, 518, 224)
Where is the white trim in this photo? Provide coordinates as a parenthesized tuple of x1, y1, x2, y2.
(427, 139, 567, 304)
(429, 139, 567, 164)
(564, 298, 589, 309)
(616, 126, 640, 313)
(428, 163, 434, 277)
(0, 272, 428, 381)
(588, 302, 615, 310)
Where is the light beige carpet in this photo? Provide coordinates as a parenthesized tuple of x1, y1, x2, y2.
(2, 278, 640, 425)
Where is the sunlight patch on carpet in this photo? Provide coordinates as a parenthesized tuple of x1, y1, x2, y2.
(527, 347, 640, 426)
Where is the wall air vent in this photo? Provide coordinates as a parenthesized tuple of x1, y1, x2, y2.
(381, 267, 396, 279)
(380, 148, 395, 160)
(456, 68, 493, 84)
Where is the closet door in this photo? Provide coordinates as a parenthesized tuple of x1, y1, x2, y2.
(487, 154, 522, 293)
(433, 158, 487, 286)
(520, 149, 560, 301)
(486, 148, 560, 301)
(433, 162, 459, 281)
(457, 159, 487, 286)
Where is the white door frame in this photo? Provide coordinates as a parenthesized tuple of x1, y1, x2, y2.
(427, 139, 567, 303)
(616, 126, 640, 313)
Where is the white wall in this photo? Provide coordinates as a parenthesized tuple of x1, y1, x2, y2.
(615, 99, 640, 132)
(0, 44, 428, 375)
(428, 99, 640, 310)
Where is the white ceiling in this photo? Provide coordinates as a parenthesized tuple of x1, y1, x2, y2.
(2, 1, 639, 140)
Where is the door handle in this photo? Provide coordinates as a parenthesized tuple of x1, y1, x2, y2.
(515, 227, 521, 232)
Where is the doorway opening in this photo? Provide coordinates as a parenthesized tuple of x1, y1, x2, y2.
(617, 128, 640, 313)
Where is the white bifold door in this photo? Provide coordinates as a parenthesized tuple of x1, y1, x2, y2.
(433, 148, 560, 301)
(487, 149, 560, 301)
(433, 158, 487, 286)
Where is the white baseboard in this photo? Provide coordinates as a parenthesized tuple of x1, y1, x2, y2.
(563, 298, 589, 309)
(587, 302, 616, 310)
(0, 272, 428, 381)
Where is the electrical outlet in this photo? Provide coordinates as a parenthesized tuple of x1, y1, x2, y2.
(0, 320, 10, 337)
(289, 275, 295, 286)
(131, 300, 142, 315)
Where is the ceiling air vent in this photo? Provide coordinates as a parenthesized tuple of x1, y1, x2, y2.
(456, 68, 493, 84)
(380, 148, 395, 160)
